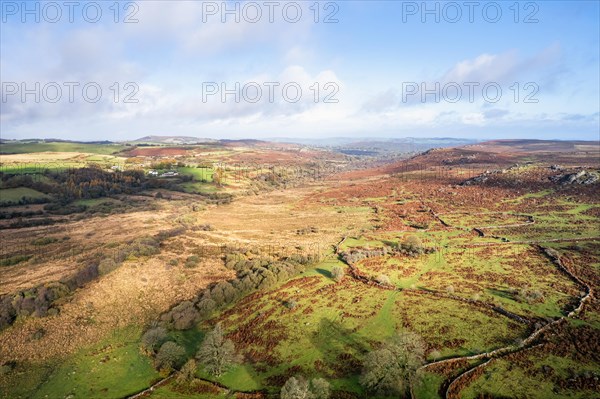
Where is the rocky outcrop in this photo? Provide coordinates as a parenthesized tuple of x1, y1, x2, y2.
(549, 170, 599, 185)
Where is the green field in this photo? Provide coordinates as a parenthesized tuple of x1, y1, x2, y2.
(0, 327, 160, 399)
(177, 167, 214, 182)
(0, 142, 127, 155)
(0, 187, 50, 205)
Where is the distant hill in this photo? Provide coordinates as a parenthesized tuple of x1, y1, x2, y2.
(133, 136, 217, 145)
(466, 139, 599, 153)
(269, 136, 478, 149)
(330, 137, 479, 156)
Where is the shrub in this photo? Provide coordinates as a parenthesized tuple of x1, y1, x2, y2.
(0, 361, 15, 376)
(0, 255, 32, 267)
(517, 287, 545, 304)
(156, 227, 186, 241)
(16, 296, 36, 317)
(185, 255, 200, 268)
(403, 235, 423, 250)
(63, 263, 99, 290)
(0, 297, 16, 330)
(31, 237, 59, 246)
(429, 349, 441, 361)
(284, 299, 298, 310)
(375, 274, 390, 285)
(331, 266, 345, 282)
(155, 341, 186, 371)
(98, 259, 119, 275)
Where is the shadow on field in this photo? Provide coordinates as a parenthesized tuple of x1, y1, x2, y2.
(172, 328, 205, 358)
(315, 268, 332, 279)
(487, 288, 515, 300)
(309, 317, 369, 374)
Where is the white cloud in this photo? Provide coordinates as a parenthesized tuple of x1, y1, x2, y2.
(440, 44, 562, 85)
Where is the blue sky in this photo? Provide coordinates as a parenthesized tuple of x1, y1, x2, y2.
(1, 0, 599, 141)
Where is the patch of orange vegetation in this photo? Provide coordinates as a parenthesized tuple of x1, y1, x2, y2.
(127, 147, 190, 157)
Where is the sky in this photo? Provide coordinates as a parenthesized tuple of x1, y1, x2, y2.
(1, 0, 599, 141)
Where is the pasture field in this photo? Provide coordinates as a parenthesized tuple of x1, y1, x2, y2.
(0, 142, 127, 155)
(0, 187, 50, 205)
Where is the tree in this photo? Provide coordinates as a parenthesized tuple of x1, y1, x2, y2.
(176, 359, 198, 386)
(310, 378, 330, 399)
(171, 301, 199, 330)
(280, 376, 312, 399)
(155, 341, 186, 371)
(196, 324, 237, 377)
(196, 297, 216, 318)
(331, 266, 344, 283)
(213, 167, 224, 187)
(280, 376, 331, 399)
(360, 331, 425, 396)
(141, 326, 167, 354)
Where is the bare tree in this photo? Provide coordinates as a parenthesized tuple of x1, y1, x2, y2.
(281, 376, 312, 399)
(213, 166, 225, 187)
(196, 323, 237, 377)
(280, 376, 331, 399)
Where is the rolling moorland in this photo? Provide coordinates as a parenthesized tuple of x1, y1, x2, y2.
(0, 138, 598, 399)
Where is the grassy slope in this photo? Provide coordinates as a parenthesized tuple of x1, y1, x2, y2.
(0, 142, 127, 155)
(0, 327, 160, 399)
(0, 187, 50, 204)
